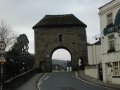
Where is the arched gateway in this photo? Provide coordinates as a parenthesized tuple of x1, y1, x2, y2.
(33, 14, 88, 72)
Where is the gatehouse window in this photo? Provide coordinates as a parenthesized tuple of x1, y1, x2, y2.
(107, 13, 113, 25)
(108, 34, 115, 52)
(59, 34, 62, 42)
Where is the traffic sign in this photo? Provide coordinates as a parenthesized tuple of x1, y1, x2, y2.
(0, 55, 6, 64)
(0, 40, 6, 54)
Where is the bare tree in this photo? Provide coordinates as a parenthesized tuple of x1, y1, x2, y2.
(0, 20, 17, 50)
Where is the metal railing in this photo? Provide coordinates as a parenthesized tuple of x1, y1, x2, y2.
(4, 69, 34, 83)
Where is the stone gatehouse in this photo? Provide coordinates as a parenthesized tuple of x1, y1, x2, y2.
(33, 14, 88, 72)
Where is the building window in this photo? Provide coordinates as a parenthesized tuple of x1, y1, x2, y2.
(113, 62, 120, 76)
(59, 34, 62, 42)
(108, 34, 115, 52)
(107, 13, 113, 25)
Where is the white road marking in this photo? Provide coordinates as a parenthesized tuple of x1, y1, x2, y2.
(38, 87, 40, 90)
(37, 73, 47, 90)
(44, 76, 49, 80)
(37, 82, 42, 87)
(74, 72, 116, 90)
(37, 82, 42, 90)
(37, 73, 51, 90)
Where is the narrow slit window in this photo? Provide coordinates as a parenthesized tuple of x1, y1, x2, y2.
(59, 34, 62, 42)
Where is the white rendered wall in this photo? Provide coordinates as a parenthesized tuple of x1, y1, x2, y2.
(87, 45, 101, 65)
(112, 77, 120, 84)
(85, 66, 99, 79)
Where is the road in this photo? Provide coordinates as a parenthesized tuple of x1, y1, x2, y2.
(37, 72, 115, 90)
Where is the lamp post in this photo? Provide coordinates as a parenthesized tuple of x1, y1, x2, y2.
(0, 39, 6, 90)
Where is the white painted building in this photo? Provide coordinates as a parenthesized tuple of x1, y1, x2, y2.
(85, 41, 102, 79)
(99, 0, 120, 84)
(87, 41, 102, 65)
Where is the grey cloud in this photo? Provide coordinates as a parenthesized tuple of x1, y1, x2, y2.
(0, 0, 111, 26)
(0, 0, 112, 53)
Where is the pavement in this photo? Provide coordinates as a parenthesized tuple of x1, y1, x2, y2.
(77, 70, 120, 90)
(16, 73, 44, 90)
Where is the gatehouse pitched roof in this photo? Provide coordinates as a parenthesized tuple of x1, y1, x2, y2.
(33, 14, 87, 29)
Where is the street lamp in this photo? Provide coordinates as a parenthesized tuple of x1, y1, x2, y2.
(0, 39, 6, 90)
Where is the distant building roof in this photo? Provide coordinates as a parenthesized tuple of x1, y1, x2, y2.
(87, 40, 101, 46)
(93, 40, 101, 45)
(87, 43, 92, 46)
(33, 14, 87, 29)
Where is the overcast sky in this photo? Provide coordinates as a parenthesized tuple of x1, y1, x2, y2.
(0, 0, 112, 55)
(52, 49, 71, 61)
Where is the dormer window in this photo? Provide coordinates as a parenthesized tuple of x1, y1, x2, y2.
(107, 13, 113, 25)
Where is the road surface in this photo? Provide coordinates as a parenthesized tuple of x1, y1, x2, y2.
(37, 72, 115, 90)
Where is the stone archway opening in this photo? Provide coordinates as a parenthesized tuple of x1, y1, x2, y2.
(51, 48, 72, 72)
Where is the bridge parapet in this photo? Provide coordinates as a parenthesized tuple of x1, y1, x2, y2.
(4, 68, 37, 90)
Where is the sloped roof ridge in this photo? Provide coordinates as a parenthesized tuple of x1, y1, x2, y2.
(33, 14, 87, 29)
